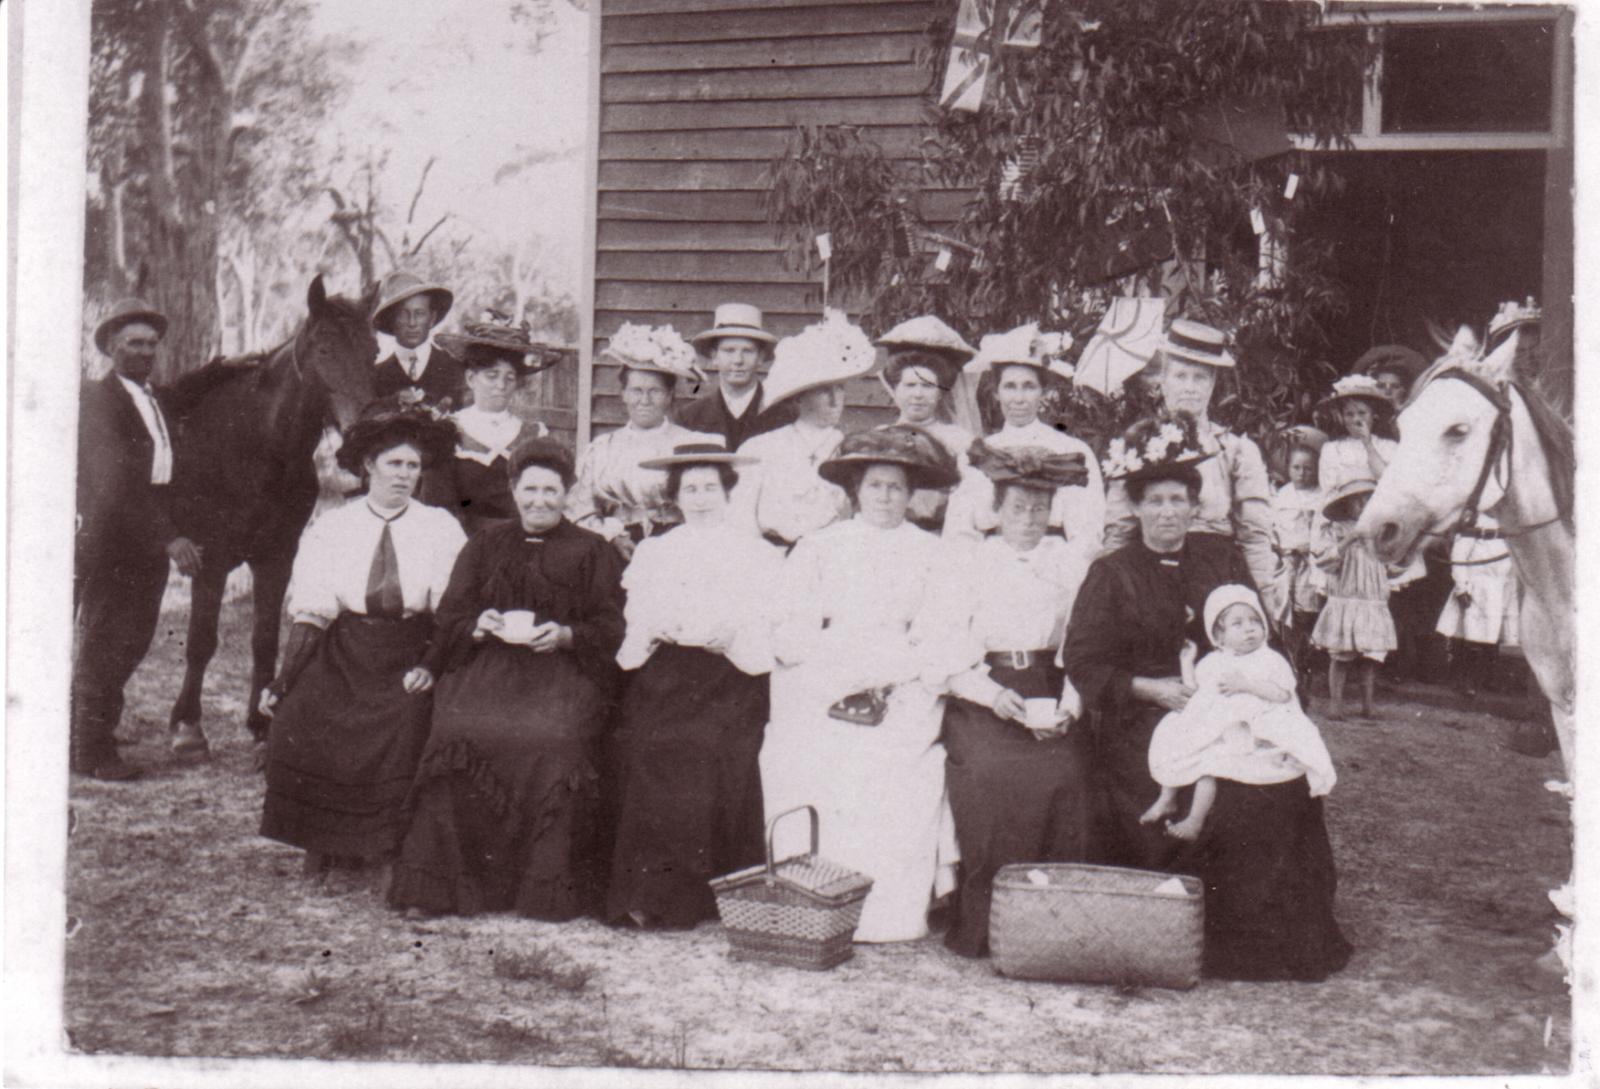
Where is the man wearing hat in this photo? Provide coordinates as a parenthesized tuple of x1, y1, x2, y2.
(73, 300, 237, 778)
(371, 270, 464, 408)
(677, 303, 794, 451)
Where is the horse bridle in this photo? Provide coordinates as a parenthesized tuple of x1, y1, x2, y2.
(1424, 368, 1562, 549)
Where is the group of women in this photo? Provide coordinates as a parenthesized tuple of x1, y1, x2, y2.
(257, 305, 1352, 985)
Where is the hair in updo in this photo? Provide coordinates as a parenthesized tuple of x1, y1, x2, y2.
(507, 437, 576, 490)
(664, 462, 738, 500)
(1126, 467, 1203, 505)
(990, 478, 1055, 511)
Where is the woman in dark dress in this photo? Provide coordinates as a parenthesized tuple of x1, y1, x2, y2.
(387, 438, 626, 919)
(1062, 415, 1352, 982)
(605, 441, 784, 929)
(259, 405, 466, 877)
(937, 442, 1097, 957)
(431, 321, 559, 534)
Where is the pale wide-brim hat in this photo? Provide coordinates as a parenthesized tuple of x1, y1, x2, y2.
(1203, 583, 1266, 648)
(965, 322, 1075, 383)
(763, 309, 879, 408)
(94, 298, 168, 355)
(1322, 476, 1377, 521)
(1316, 373, 1393, 416)
(638, 440, 757, 471)
(600, 322, 706, 384)
(1159, 318, 1235, 369)
(691, 302, 777, 353)
(372, 271, 454, 335)
(877, 314, 976, 390)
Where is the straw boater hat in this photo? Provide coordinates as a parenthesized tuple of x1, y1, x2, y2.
(1158, 318, 1235, 369)
(818, 424, 961, 491)
(372, 271, 454, 336)
(1203, 584, 1266, 647)
(965, 322, 1075, 383)
(1100, 414, 1213, 484)
(94, 298, 168, 354)
(762, 309, 880, 408)
(1317, 373, 1393, 417)
(435, 318, 564, 375)
(876, 315, 977, 389)
(600, 322, 705, 385)
(691, 303, 778, 354)
(1354, 344, 1426, 388)
(967, 439, 1089, 490)
(1321, 477, 1377, 522)
(335, 402, 459, 475)
(638, 440, 756, 471)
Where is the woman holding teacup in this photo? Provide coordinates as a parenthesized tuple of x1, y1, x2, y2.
(933, 442, 1097, 958)
(388, 438, 627, 919)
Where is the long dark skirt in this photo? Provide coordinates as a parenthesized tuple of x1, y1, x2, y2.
(1172, 778, 1353, 981)
(387, 642, 610, 920)
(261, 614, 434, 859)
(942, 659, 1095, 957)
(606, 644, 768, 928)
(1093, 701, 1183, 872)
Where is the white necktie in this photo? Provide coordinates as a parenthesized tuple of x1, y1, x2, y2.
(402, 351, 420, 380)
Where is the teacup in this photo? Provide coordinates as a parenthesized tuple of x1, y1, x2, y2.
(498, 609, 539, 643)
(1023, 697, 1065, 731)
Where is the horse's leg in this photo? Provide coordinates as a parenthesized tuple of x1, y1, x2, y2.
(170, 557, 230, 756)
(1518, 594, 1575, 781)
(246, 551, 294, 745)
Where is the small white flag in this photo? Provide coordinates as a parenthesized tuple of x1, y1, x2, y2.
(815, 233, 832, 261)
(935, 247, 953, 272)
(1284, 173, 1300, 200)
(1250, 207, 1267, 235)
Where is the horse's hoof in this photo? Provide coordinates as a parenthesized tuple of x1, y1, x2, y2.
(171, 722, 211, 758)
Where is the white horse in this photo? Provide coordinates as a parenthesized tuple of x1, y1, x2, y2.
(1355, 327, 1575, 780)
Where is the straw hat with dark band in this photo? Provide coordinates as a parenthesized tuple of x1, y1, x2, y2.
(1159, 318, 1235, 369)
(1316, 374, 1393, 416)
(818, 424, 961, 491)
(1322, 477, 1377, 522)
(94, 299, 168, 355)
(372, 271, 454, 335)
(335, 404, 459, 475)
(691, 302, 777, 353)
(638, 441, 757, 471)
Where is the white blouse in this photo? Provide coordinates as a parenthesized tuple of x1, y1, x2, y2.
(615, 520, 783, 676)
(729, 421, 852, 544)
(285, 498, 467, 628)
(567, 419, 720, 539)
(942, 419, 1106, 568)
(938, 535, 1088, 714)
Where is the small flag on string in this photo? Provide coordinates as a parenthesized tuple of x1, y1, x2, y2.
(935, 247, 953, 272)
(1249, 207, 1267, 236)
(1284, 173, 1300, 200)
(815, 233, 833, 261)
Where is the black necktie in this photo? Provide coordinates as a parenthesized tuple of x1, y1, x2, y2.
(365, 514, 405, 618)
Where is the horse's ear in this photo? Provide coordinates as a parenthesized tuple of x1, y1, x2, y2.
(1480, 328, 1518, 382)
(1443, 324, 1478, 363)
(307, 275, 328, 313)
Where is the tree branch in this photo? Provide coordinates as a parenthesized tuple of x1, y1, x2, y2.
(172, 0, 224, 88)
(406, 213, 451, 257)
(405, 156, 437, 229)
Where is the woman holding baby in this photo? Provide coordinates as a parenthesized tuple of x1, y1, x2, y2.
(1062, 415, 1351, 981)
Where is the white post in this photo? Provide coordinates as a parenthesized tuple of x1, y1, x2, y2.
(575, 0, 602, 451)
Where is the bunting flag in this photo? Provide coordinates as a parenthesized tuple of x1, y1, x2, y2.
(940, 0, 1043, 113)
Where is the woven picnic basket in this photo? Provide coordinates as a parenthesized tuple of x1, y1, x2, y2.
(709, 805, 873, 971)
(989, 863, 1204, 989)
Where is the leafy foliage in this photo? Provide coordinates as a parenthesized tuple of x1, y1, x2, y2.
(765, 0, 1371, 448)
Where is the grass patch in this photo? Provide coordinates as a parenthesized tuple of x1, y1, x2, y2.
(491, 944, 596, 992)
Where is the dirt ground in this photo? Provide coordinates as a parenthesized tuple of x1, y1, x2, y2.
(62, 594, 1573, 1075)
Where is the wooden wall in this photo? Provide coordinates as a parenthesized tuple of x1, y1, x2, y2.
(591, 0, 951, 437)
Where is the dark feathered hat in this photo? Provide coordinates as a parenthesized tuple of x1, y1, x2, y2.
(818, 424, 961, 491)
(335, 402, 459, 475)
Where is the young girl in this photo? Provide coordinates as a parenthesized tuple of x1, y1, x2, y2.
(1141, 585, 1336, 842)
(1270, 428, 1327, 696)
(1311, 478, 1399, 718)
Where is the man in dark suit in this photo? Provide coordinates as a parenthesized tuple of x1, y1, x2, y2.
(370, 271, 464, 408)
(677, 303, 793, 452)
(73, 300, 207, 780)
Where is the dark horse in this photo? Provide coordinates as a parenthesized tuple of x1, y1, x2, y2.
(168, 275, 380, 751)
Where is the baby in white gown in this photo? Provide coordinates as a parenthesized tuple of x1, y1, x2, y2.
(1141, 584, 1337, 841)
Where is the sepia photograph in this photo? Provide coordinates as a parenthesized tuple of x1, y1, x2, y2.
(5, 0, 1594, 1084)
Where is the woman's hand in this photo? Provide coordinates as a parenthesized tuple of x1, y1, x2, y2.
(166, 536, 203, 578)
(473, 609, 505, 641)
(526, 622, 574, 654)
(991, 688, 1027, 723)
(401, 666, 435, 694)
(1134, 676, 1194, 712)
(258, 684, 283, 719)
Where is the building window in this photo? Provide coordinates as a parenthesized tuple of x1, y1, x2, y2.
(1380, 23, 1554, 134)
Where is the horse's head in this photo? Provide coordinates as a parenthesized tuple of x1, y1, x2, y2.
(1356, 326, 1518, 565)
(298, 275, 381, 431)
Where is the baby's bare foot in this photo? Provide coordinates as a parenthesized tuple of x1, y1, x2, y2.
(1165, 815, 1204, 841)
(1140, 798, 1179, 826)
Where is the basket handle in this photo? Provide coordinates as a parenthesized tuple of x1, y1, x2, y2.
(764, 804, 819, 875)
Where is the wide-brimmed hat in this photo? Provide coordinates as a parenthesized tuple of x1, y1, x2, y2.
(1317, 374, 1393, 416)
(507, 435, 577, 489)
(1158, 318, 1235, 369)
(600, 322, 705, 384)
(94, 298, 168, 354)
(1322, 477, 1376, 521)
(372, 271, 454, 335)
(1203, 584, 1265, 647)
(638, 440, 757, 471)
(1276, 424, 1329, 454)
(818, 424, 961, 491)
(691, 302, 778, 353)
(967, 439, 1089, 491)
(1354, 344, 1426, 387)
(965, 322, 1075, 383)
(335, 403, 459, 475)
(763, 309, 879, 408)
(1101, 414, 1213, 484)
(436, 318, 564, 375)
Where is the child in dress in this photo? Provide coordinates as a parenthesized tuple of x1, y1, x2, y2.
(1271, 431, 1327, 696)
(1311, 478, 1399, 718)
(1141, 584, 1337, 842)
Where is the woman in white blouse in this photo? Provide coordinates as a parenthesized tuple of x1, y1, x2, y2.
(935, 443, 1096, 957)
(760, 426, 964, 943)
(942, 323, 1105, 566)
(607, 441, 784, 929)
(873, 315, 978, 533)
(567, 323, 720, 558)
(259, 406, 466, 879)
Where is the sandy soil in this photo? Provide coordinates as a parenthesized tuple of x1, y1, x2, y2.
(63, 597, 1572, 1074)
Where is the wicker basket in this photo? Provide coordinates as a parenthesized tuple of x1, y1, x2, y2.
(989, 863, 1204, 989)
(709, 806, 874, 971)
